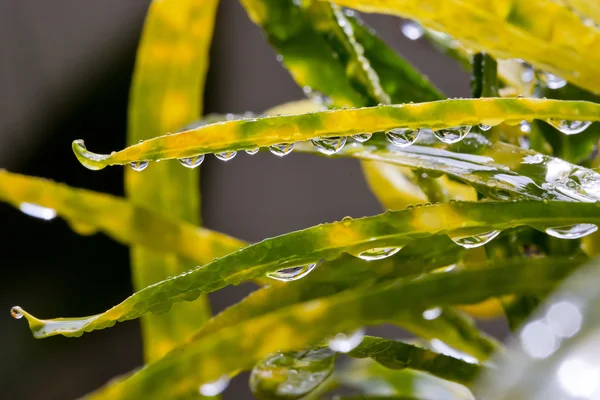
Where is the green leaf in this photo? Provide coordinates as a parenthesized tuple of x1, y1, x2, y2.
(79, 256, 583, 399)
(348, 336, 483, 386)
(72, 98, 600, 169)
(250, 348, 337, 400)
(15, 200, 600, 338)
(327, 0, 600, 93)
(125, 0, 219, 361)
(0, 170, 244, 264)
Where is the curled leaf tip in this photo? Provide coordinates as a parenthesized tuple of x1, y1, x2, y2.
(11, 305, 101, 339)
(72, 140, 110, 171)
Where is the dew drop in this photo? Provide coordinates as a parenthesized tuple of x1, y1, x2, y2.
(355, 247, 401, 261)
(267, 264, 317, 282)
(10, 306, 23, 320)
(545, 224, 598, 239)
(449, 230, 501, 248)
(311, 137, 347, 155)
(19, 203, 57, 221)
(199, 375, 230, 396)
(328, 328, 365, 353)
(433, 125, 471, 144)
(519, 120, 531, 133)
(269, 143, 294, 157)
(478, 124, 492, 131)
(422, 307, 442, 320)
(385, 128, 420, 147)
(352, 133, 372, 143)
(546, 119, 592, 135)
(214, 151, 237, 161)
(518, 61, 535, 83)
(245, 148, 260, 155)
(538, 71, 567, 89)
(178, 154, 204, 168)
(401, 20, 424, 40)
(129, 161, 148, 171)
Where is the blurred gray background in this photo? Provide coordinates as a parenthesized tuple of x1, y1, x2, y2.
(0, 1, 480, 399)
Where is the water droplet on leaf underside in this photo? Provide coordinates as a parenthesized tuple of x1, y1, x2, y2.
(129, 161, 148, 171)
(538, 71, 567, 89)
(328, 328, 365, 353)
(450, 230, 501, 248)
(245, 148, 260, 155)
(178, 154, 204, 168)
(545, 224, 598, 239)
(433, 126, 471, 144)
(269, 143, 295, 157)
(354, 247, 402, 261)
(547, 120, 592, 135)
(401, 21, 424, 40)
(267, 264, 317, 282)
(385, 128, 420, 147)
(214, 151, 237, 161)
(478, 124, 492, 131)
(19, 203, 56, 220)
(199, 375, 230, 396)
(352, 133, 372, 143)
(10, 306, 23, 319)
(311, 137, 347, 155)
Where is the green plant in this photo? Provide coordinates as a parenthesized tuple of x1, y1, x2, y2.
(8, 0, 600, 399)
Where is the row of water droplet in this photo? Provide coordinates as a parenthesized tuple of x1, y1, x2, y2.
(129, 117, 592, 171)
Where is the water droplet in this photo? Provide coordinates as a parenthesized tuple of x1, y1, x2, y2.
(19, 203, 57, 220)
(250, 348, 336, 400)
(245, 148, 260, 155)
(129, 161, 148, 171)
(352, 133, 372, 143)
(538, 71, 567, 89)
(267, 264, 317, 282)
(547, 119, 592, 135)
(328, 328, 365, 353)
(545, 224, 598, 239)
(478, 124, 492, 131)
(311, 137, 347, 155)
(401, 20, 424, 40)
(422, 307, 441, 320)
(10, 306, 23, 319)
(214, 151, 237, 161)
(518, 60, 534, 83)
(355, 247, 401, 261)
(385, 128, 420, 147)
(433, 126, 471, 144)
(199, 375, 230, 396)
(178, 155, 204, 168)
(449, 230, 501, 248)
(519, 120, 531, 133)
(269, 143, 294, 157)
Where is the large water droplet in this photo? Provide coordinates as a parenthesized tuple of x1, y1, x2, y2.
(214, 151, 237, 161)
(449, 230, 501, 248)
(178, 155, 204, 168)
(311, 137, 347, 155)
(433, 126, 471, 144)
(547, 119, 592, 135)
(129, 161, 148, 171)
(328, 328, 365, 353)
(269, 143, 294, 157)
(10, 306, 23, 319)
(250, 348, 336, 400)
(355, 247, 401, 261)
(267, 264, 317, 282)
(199, 375, 230, 396)
(545, 224, 598, 239)
(478, 124, 492, 131)
(385, 128, 420, 147)
(19, 203, 57, 221)
(422, 307, 442, 320)
(401, 20, 424, 40)
(352, 133, 372, 143)
(245, 148, 260, 155)
(539, 71, 567, 89)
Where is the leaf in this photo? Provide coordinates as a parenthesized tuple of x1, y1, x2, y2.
(327, 0, 600, 93)
(72, 98, 600, 169)
(559, 0, 600, 24)
(348, 336, 483, 387)
(15, 200, 600, 338)
(82, 256, 584, 399)
(0, 170, 244, 264)
(125, 0, 219, 361)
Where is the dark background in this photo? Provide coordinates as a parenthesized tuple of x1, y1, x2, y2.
(0, 1, 496, 399)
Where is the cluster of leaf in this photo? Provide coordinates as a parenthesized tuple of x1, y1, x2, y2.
(7, 0, 600, 399)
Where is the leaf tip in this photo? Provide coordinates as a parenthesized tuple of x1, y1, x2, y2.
(72, 140, 109, 171)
